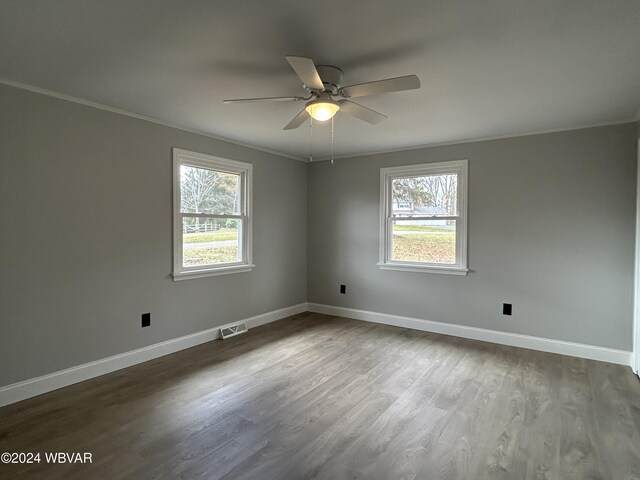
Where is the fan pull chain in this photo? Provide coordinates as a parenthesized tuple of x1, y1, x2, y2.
(309, 117, 313, 162)
(330, 117, 335, 165)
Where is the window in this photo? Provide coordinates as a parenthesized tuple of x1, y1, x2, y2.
(379, 160, 468, 275)
(172, 149, 253, 280)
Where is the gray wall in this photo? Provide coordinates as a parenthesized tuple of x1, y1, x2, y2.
(1, 82, 636, 389)
(308, 123, 637, 350)
(0, 84, 307, 386)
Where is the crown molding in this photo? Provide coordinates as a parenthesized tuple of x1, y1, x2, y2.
(311, 118, 638, 162)
(0, 79, 307, 162)
(3, 78, 637, 164)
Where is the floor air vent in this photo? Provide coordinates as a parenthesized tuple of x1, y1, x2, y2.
(219, 322, 248, 339)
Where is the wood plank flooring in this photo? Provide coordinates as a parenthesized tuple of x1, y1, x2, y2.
(1, 312, 639, 479)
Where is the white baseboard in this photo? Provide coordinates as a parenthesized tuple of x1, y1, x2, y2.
(0, 303, 307, 408)
(2, 301, 632, 408)
(307, 303, 633, 367)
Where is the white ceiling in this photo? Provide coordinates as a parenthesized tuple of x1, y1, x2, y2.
(1, 0, 640, 161)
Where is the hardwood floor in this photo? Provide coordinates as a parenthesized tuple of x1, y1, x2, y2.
(1, 312, 639, 479)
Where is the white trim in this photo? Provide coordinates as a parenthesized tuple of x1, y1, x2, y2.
(379, 160, 468, 274)
(307, 303, 633, 367)
(312, 119, 638, 162)
(0, 79, 306, 162)
(172, 264, 256, 281)
(172, 149, 253, 280)
(0, 303, 308, 407)
(377, 263, 469, 275)
(2, 79, 636, 165)
(634, 135, 640, 375)
(2, 301, 633, 407)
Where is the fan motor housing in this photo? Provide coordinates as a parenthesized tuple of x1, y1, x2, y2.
(316, 65, 344, 91)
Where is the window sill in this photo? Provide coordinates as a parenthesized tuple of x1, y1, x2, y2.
(377, 262, 468, 276)
(172, 264, 255, 281)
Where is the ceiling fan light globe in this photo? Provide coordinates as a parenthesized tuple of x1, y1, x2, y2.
(305, 101, 339, 122)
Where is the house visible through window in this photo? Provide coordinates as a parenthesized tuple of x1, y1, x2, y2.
(379, 160, 468, 275)
(172, 149, 253, 280)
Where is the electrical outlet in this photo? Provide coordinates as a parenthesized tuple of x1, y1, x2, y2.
(141, 312, 151, 327)
(502, 303, 512, 316)
(340, 284, 346, 294)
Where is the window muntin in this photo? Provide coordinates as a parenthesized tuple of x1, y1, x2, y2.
(173, 149, 253, 280)
(380, 160, 468, 274)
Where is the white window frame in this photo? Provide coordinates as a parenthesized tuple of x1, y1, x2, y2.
(378, 159, 468, 275)
(172, 148, 253, 281)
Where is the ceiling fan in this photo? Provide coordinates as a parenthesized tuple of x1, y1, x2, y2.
(223, 56, 421, 130)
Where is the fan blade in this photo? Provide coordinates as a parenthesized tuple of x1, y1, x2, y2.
(339, 100, 387, 124)
(223, 96, 304, 104)
(283, 109, 310, 130)
(286, 56, 324, 91)
(339, 75, 420, 98)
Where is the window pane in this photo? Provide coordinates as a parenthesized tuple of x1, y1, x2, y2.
(392, 174, 458, 216)
(182, 218, 240, 267)
(391, 219, 456, 264)
(180, 165, 240, 215)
